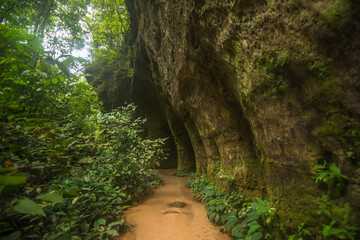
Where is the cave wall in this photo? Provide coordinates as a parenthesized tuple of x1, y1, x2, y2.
(131, 47, 178, 168)
(126, 0, 360, 234)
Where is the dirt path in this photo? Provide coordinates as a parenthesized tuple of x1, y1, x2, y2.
(115, 169, 231, 240)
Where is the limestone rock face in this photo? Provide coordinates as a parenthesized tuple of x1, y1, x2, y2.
(126, 0, 360, 233)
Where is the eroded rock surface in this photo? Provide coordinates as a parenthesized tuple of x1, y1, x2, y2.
(126, 0, 360, 234)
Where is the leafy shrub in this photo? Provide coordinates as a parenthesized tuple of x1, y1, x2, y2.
(0, 24, 166, 239)
(187, 175, 276, 240)
(0, 105, 166, 239)
(286, 168, 358, 240)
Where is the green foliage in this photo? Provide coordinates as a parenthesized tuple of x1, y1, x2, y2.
(173, 170, 196, 177)
(287, 195, 359, 239)
(288, 222, 311, 240)
(0, 0, 90, 55)
(217, 170, 235, 183)
(0, 14, 166, 239)
(84, 0, 133, 110)
(321, 219, 359, 240)
(307, 165, 358, 239)
(187, 175, 276, 240)
(312, 164, 348, 184)
(312, 164, 348, 199)
(14, 199, 46, 217)
(86, 0, 130, 65)
(1, 102, 166, 239)
(346, 148, 358, 163)
(317, 196, 358, 240)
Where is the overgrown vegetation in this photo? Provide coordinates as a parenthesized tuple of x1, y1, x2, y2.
(312, 163, 348, 199)
(85, 0, 133, 110)
(186, 172, 359, 240)
(0, 1, 167, 239)
(308, 165, 359, 240)
(187, 175, 276, 240)
(288, 196, 358, 240)
(286, 165, 358, 239)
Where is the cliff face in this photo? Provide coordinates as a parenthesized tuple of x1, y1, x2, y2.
(126, 0, 360, 233)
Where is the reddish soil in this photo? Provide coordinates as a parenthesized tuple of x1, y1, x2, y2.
(115, 169, 231, 240)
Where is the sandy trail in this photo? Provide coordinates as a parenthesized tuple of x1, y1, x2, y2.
(115, 169, 231, 240)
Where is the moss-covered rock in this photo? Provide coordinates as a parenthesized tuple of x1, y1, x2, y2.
(126, 0, 360, 237)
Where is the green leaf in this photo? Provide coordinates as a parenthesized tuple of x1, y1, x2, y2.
(30, 39, 42, 50)
(329, 164, 340, 174)
(43, 79, 51, 87)
(224, 219, 238, 231)
(329, 228, 343, 235)
(51, 77, 58, 84)
(324, 209, 331, 217)
(13, 79, 27, 85)
(216, 204, 225, 212)
(209, 212, 216, 221)
(37, 192, 64, 203)
(313, 165, 326, 170)
(221, 213, 237, 222)
(248, 220, 260, 227)
(106, 229, 119, 236)
(233, 231, 245, 238)
(7, 115, 15, 121)
(242, 217, 256, 226)
(94, 221, 100, 230)
(288, 235, 295, 240)
(57, 75, 66, 82)
(55, 60, 70, 76)
(215, 214, 220, 223)
(14, 199, 45, 217)
(318, 172, 329, 179)
(248, 224, 261, 234)
(108, 220, 125, 227)
(98, 218, 106, 225)
(62, 187, 79, 196)
(21, 69, 31, 76)
(323, 225, 331, 237)
(231, 223, 242, 236)
(0, 231, 21, 240)
(72, 196, 79, 205)
(0, 176, 26, 185)
(248, 232, 263, 240)
(337, 173, 348, 180)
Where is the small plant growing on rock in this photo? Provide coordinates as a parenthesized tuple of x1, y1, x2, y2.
(312, 164, 348, 198)
(288, 222, 311, 240)
(217, 171, 235, 183)
(312, 164, 347, 184)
